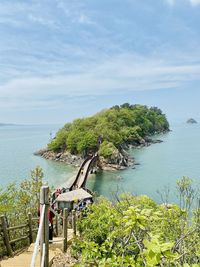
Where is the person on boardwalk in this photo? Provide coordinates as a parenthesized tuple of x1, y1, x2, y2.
(38, 205, 55, 241)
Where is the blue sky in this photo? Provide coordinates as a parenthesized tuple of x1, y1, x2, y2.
(0, 0, 200, 124)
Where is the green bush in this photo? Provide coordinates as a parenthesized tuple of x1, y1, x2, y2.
(99, 141, 117, 158)
(73, 178, 200, 266)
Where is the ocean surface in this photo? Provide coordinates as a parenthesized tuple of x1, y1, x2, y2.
(0, 123, 199, 203)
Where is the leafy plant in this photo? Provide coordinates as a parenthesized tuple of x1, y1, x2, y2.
(72, 178, 200, 266)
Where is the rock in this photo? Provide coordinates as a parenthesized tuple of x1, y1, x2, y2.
(151, 139, 163, 144)
(35, 133, 164, 171)
(56, 153, 62, 158)
(34, 148, 83, 167)
(34, 148, 49, 156)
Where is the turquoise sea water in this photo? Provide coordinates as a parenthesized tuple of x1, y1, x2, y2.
(0, 125, 76, 187)
(0, 123, 199, 203)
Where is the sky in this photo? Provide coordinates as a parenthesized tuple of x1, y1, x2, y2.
(0, 0, 200, 124)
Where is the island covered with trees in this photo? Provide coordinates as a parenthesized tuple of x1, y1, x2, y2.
(36, 103, 169, 170)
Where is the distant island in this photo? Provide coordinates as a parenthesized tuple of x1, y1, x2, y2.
(0, 123, 15, 127)
(186, 118, 197, 124)
(36, 103, 170, 170)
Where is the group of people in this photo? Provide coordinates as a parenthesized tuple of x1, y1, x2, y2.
(38, 186, 93, 241)
(51, 187, 68, 203)
(74, 198, 93, 213)
(38, 187, 65, 241)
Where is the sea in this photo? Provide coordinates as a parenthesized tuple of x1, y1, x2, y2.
(0, 123, 199, 204)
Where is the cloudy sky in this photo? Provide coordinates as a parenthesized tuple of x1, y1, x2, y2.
(0, 0, 200, 124)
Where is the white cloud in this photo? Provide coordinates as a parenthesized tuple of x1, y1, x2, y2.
(165, 0, 200, 6)
(28, 14, 58, 28)
(166, 0, 175, 5)
(190, 0, 200, 6)
(1, 54, 200, 109)
(77, 14, 94, 25)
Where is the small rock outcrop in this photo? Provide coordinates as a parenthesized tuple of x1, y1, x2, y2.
(34, 149, 83, 167)
(99, 148, 134, 170)
(186, 118, 197, 124)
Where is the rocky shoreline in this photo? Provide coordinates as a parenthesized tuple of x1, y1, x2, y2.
(34, 138, 163, 171)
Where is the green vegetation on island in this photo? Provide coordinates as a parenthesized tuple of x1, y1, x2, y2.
(47, 103, 169, 164)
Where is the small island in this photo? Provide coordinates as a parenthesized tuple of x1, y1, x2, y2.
(186, 118, 197, 124)
(0, 123, 14, 127)
(36, 103, 170, 170)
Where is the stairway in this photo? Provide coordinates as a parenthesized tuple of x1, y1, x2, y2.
(0, 230, 73, 267)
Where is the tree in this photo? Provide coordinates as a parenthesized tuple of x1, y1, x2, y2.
(0, 166, 45, 223)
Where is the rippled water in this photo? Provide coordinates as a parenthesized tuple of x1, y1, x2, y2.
(0, 123, 199, 203)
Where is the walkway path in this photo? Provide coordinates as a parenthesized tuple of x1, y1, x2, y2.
(0, 230, 73, 267)
(75, 158, 92, 188)
(70, 155, 98, 190)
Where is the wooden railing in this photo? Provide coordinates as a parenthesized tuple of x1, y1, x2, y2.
(0, 186, 79, 267)
(31, 186, 49, 267)
(0, 212, 38, 257)
(31, 186, 78, 267)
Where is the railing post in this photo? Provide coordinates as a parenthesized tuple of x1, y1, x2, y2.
(0, 215, 13, 257)
(40, 186, 49, 267)
(55, 215, 58, 237)
(72, 210, 76, 236)
(62, 208, 68, 252)
(79, 212, 83, 237)
(28, 212, 33, 244)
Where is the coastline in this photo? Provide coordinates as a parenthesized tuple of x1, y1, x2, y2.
(34, 138, 163, 171)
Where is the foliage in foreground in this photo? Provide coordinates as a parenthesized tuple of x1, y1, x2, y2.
(48, 103, 169, 157)
(0, 166, 44, 223)
(0, 166, 45, 256)
(72, 177, 200, 266)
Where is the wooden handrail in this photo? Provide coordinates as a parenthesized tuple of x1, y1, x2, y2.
(31, 186, 49, 267)
(7, 223, 28, 231)
(10, 235, 29, 244)
(0, 211, 39, 257)
(30, 204, 46, 267)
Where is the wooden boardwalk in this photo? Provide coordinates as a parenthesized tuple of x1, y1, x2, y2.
(75, 158, 92, 188)
(70, 155, 98, 190)
(0, 230, 73, 267)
